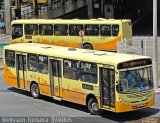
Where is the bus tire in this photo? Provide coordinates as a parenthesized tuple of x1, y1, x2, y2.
(83, 43, 93, 50)
(87, 97, 100, 115)
(31, 83, 40, 99)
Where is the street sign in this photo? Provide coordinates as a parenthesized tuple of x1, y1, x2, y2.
(79, 30, 85, 37)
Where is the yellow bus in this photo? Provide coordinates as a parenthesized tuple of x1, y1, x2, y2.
(38, 0, 48, 4)
(11, 18, 132, 51)
(3, 43, 154, 114)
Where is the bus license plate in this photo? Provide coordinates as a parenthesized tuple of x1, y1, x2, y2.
(137, 104, 144, 107)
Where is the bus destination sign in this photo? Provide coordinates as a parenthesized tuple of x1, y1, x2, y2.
(118, 59, 152, 69)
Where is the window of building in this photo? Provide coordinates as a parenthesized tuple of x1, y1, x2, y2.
(12, 24, 23, 39)
(112, 25, 119, 36)
(63, 59, 79, 80)
(80, 62, 97, 83)
(5, 50, 15, 68)
(84, 25, 99, 36)
(100, 25, 111, 36)
(25, 24, 38, 35)
(38, 55, 48, 74)
(54, 24, 68, 36)
(39, 24, 53, 35)
(69, 25, 83, 36)
(28, 54, 37, 72)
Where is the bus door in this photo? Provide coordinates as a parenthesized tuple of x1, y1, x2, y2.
(49, 59, 62, 97)
(100, 67, 115, 110)
(16, 54, 27, 89)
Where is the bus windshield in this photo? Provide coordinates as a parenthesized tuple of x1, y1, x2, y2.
(119, 67, 153, 93)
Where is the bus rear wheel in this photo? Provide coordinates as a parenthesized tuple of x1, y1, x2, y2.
(83, 43, 93, 50)
(31, 83, 40, 99)
(87, 97, 100, 115)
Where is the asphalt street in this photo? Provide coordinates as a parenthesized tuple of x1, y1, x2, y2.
(0, 70, 160, 123)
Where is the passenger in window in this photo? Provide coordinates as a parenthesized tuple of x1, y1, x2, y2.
(90, 74, 97, 83)
(14, 28, 19, 35)
(113, 27, 119, 36)
(72, 62, 79, 80)
(45, 26, 51, 35)
(42, 65, 48, 73)
(25, 26, 30, 35)
(80, 73, 90, 82)
(83, 63, 88, 71)
(29, 64, 37, 72)
(94, 28, 98, 35)
(64, 62, 69, 68)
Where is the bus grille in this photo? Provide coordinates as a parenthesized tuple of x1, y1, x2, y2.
(126, 91, 151, 98)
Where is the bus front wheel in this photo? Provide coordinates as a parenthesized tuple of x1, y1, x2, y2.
(87, 97, 100, 115)
(83, 43, 93, 50)
(31, 83, 40, 99)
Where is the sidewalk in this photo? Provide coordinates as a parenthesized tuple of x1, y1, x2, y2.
(0, 34, 10, 44)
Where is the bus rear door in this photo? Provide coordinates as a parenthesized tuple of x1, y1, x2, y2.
(99, 67, 115, 110)
(16, 53, 27, 90)
(49, 59, 62, 98)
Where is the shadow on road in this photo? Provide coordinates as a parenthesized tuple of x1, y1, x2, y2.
(7, 87, 159, 122)
(101, 108, 159, 122)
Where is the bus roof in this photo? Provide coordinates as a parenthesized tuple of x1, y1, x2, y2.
(11, 18, 131, 25)
(4, 43, 150, 66)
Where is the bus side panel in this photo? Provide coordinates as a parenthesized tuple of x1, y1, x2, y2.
(62, 89, 86, 105)
(37, 36, 81, 49)
(3, 64, 18, 88)
(92, 34, 122, 51)
(37, 74, 51, 97)
(122, 22, 132, 45)
(62, 78, 86, 105)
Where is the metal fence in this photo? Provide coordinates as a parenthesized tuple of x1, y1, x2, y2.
(132, 36, 160, 63)
(117, 36, 160, 63)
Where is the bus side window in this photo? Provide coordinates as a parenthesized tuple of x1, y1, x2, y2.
(54, 24, 68, 36)
(112, 25, 119, 36)
(38, 55, 48, 74)
(80, 62, 97, 83)
(25, 24, 38, 35)
(100, 25, 111, 36)
(39, 24, 53, 35)
(5, 50, 15, 68)
(63, 59, 72, 79)
(63, 59, 79, 80)
(12, 24, 23, 39)
(85, 25, 99, 36)
(69, 25, 83, 36)
(28, 54, 37, 72)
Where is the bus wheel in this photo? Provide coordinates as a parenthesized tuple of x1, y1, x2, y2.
(31, 83, 40, 99)
(87, 98, 99, 115)
(83, 43, 93, 50)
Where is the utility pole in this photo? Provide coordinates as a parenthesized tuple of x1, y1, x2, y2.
(15, 0, 21, 19)
(153, 0, 158, 89)
(100, 0, 104, 17)
(5, 0, 11, 35)
(33, 0, 38, 15)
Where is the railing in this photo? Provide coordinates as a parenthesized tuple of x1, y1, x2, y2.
(117, 36, 160, 63)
